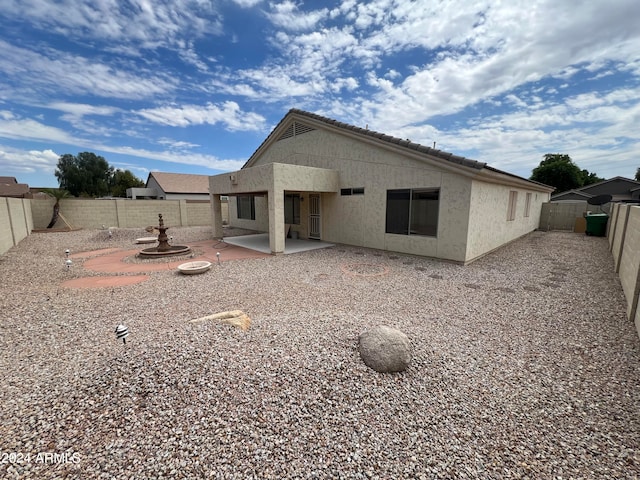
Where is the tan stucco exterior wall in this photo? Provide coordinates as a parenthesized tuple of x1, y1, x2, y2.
(241, 129, 476, 262)
(227, 195, 269, 232)
(217, 127, 551, 262)
(210, 162, 340, 252)
(466, 182, 549, 263)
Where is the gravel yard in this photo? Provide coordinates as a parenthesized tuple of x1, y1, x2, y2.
(1, 228, 639, 479)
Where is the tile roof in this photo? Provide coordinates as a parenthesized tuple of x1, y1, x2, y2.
(148, 172, 210, 194)
(243, 109, 552, 190)
(552, 177, 640, 199)
(0, 178, 29, 197)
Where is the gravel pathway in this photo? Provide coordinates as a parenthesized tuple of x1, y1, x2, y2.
(1, 227, 639, 479)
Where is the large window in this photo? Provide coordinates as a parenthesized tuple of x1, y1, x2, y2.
(385, 188, 439, 236)
(284, 194, 301, 224)
(237, 195, 255, 220)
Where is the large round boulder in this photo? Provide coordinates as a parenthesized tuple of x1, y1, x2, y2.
(358, 325, 412, 373)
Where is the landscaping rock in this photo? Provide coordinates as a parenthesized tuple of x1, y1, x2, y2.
(358, 325, 412, 373)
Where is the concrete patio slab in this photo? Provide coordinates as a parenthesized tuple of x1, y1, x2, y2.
(223, 233, 334, 254)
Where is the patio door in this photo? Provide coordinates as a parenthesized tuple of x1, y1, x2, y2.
(309, 194, 321, 239)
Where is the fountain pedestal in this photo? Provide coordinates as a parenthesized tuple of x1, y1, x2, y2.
(138, 214, 192, 257)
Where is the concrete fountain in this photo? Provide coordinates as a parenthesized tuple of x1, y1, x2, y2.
(138, 214, 192, 257)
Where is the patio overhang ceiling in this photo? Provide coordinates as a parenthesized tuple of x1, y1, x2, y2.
(209, 162, 340, 196)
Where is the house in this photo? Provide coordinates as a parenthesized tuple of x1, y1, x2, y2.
(209, 109, 554, 264)
(0, 176, 30, 198)
(551, 177, 640, 204)
(128, 172, 211, 200)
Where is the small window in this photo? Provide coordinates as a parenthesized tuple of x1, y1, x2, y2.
(341, 187, 365, 196)
(524, 193, 532, 218)
(507, 191, 518, 221)
(237, 195, 255, 220)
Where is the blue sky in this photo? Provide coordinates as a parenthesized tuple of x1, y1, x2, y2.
(0, 0, 638, 188)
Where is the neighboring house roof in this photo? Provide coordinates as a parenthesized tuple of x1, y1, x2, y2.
(551, 176, 640, 201)
(550, 190, 593, 201)
(243, 109, 554, 191)
(0, 178, 29, 197)
(146, 172, 210, 194)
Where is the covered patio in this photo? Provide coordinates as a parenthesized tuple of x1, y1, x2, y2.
(223, 233, 334, 254)
(209, 163, 340, 254)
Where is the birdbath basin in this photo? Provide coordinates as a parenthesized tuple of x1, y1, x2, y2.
(136, 237, 158, 244)
(177, 261, 212, 275)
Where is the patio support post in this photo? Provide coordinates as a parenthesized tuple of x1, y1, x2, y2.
(268, 189, 285, 254)
(211, 194, 224, 239)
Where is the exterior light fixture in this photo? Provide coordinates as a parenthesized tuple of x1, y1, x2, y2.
(115, 324, 129, 344)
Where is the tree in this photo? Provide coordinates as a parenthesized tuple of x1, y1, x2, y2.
(54, 152, 143, 197)
(41, 188, 71, 228)
(635, 168, 640, 182)
(111, 169, 145, 197)
(580, 169, 604, 187)
(530, 154, 603, 192)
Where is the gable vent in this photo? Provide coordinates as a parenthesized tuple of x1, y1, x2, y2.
(278, 121, 315, 141)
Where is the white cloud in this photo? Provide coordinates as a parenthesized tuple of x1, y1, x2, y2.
(232, 0, 263, 7)
(0, 0, 223, 48)
(157, 138, 200, 149)
(0, 40, 174, 100)
(0, 111, 79, 144)
(136, 101, 266, 131)
(108, 145, 246, 171)
(266, 1, 329, 31)
(0, 146, 59, 176)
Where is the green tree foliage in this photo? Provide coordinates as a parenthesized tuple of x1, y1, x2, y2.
(54, 152, 143, 197)
(580, 169, 604, 187)
(111, 169, 145, 197)
(635, 168, 640, 182)
(530, 154, 603, 192)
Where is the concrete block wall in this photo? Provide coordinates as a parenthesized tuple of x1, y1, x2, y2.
(114, 200, 181, 228)
(30, 198, 120, 229)
(0, 198, 12, 254)
(3, 198, 228, 257)
(29, 198, 218, 230)
(609, 204, 640, 338)
(187, 202, 219, 227)
(0, 197, 32, 255)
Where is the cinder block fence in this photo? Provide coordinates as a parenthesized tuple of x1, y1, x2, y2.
(608, 203, 640, 338)
(1, 197, 228, 256)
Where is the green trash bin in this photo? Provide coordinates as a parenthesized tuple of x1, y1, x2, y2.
(585, 213, 609, 237)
